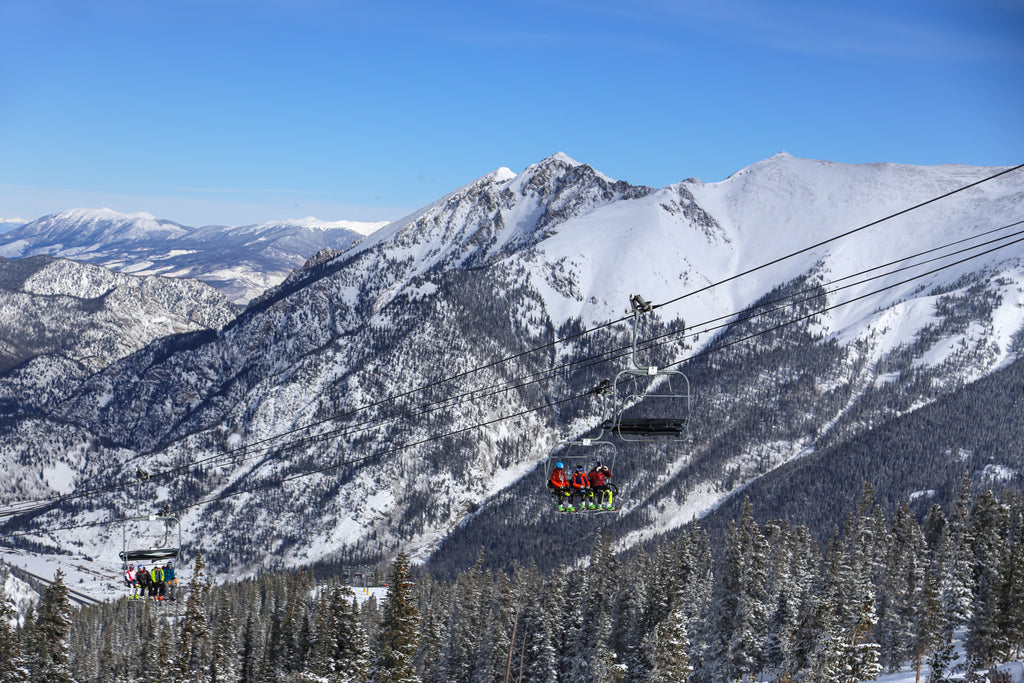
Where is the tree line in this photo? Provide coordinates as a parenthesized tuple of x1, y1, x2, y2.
(2, 476, 1022, 682)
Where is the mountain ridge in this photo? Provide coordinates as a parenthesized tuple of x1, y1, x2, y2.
(0, 209, 388, 305)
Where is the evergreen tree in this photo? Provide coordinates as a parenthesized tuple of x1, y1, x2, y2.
(938, 473, 976, 631)
(965, 489, 1010, 669)
(0, 590, 26, 683)
(413, 575, 447, 683)
(239, 611, 263, 683)
(308, 582, 337, 680)
(178, 549, 213, 681)
(925, 633, 958, 683)
(761, 520, 813, 678)
(517, 568, 559, 683)
(153, 626, 178, 683)
(839, 591, 882, 682)
(374, 553, 420, 683)
(788, 588, 842, 682)
(644, 593, 691, 683)
(994, 492, 1024, 660)
(209, 591, 237, 683)
(440, 553, 489, 683)
(328, 588, 371, 682)
(911, 568, 945, 683)
(578, 534, 622, 682)
(698, 499, 770, 682)
(25, 569, 75, 683)
(877, 502, 929, 672)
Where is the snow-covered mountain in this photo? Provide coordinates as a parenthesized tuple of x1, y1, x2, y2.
(1, 152, 1022, 595)
(0, 209, 387, 305)
(0, 254, 237, 412)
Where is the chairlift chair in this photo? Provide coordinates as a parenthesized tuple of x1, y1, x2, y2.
(544, 436, 619, 513)
(119, 470, 183, 609)
(120, 513, 182, 566)
(602, 294, 691, 441)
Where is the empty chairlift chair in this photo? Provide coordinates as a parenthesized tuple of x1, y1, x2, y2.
(602, 294, 691, 442)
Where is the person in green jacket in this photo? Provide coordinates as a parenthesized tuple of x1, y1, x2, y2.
(150, 564, 165, 602)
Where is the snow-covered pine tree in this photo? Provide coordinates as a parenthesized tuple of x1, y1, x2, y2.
(153, 626, 178, 683)
(676, 524, 714, 623)
(911, 567, 945, 683)
(620, 547, 659, 680)
(0, 590, 26, 683)
(515, 565, 559, 683)
(787, 538, 844, 682)
(474, 567, 517, 683)
(413, 574, 448, 683)
(440, 553, 489, 683)
(93, 625, 120, 683)
(239, 611, 263, 683)
(965, 489, 1010, 670)
(937, 474, 976, 632)
(373, 552, 420, 683)
(877, 502, 929, 671)
(559, 567, 590, 680)
(578, 534, 622, 682)
(644, 599, 692, 683)
(307, 581, 337, 680)
(24, 569, 75, 683)
(925, 633, 957, 683)
(209, 591, 237, 682)
(761, 520, 805, 677)
(839, 590, 882, 682)
(994, 491, 1024, 660)
(336, 589, 371, 682)
(177, 549, 212, 681)
(698, 498, 770, 682)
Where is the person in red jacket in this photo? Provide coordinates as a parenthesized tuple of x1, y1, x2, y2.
(588, 461, 614, 510)
(571, 465, 594, 510)
(549, 462, 574, 512)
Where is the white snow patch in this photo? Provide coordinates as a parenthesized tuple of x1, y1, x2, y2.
(42, 461, 76, 495)
(981, 463, 1015, 482)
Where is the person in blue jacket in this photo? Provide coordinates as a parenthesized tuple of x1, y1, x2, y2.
(163, 562, 177, 601)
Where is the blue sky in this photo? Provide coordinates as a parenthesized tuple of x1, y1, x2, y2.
(1, 0, 1021, 227)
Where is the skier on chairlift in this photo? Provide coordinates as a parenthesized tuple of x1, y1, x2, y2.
(124, 564, 139, 600)
(571, 465, 594, 510)
(588, 461, 614, 510)
(549, 462, 574, 512)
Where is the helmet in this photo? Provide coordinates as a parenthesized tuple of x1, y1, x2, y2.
(595, 461, 603, 468)
(556, 462, 563, 469)
(128, 564, 134, 569)
(576, 465, 584, 470)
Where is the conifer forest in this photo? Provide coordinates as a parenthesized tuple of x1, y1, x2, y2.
(2, 478, 1022, 683)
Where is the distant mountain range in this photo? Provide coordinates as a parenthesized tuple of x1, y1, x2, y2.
(0, 209, 388, 305)
(0, 152, 1021, 596)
